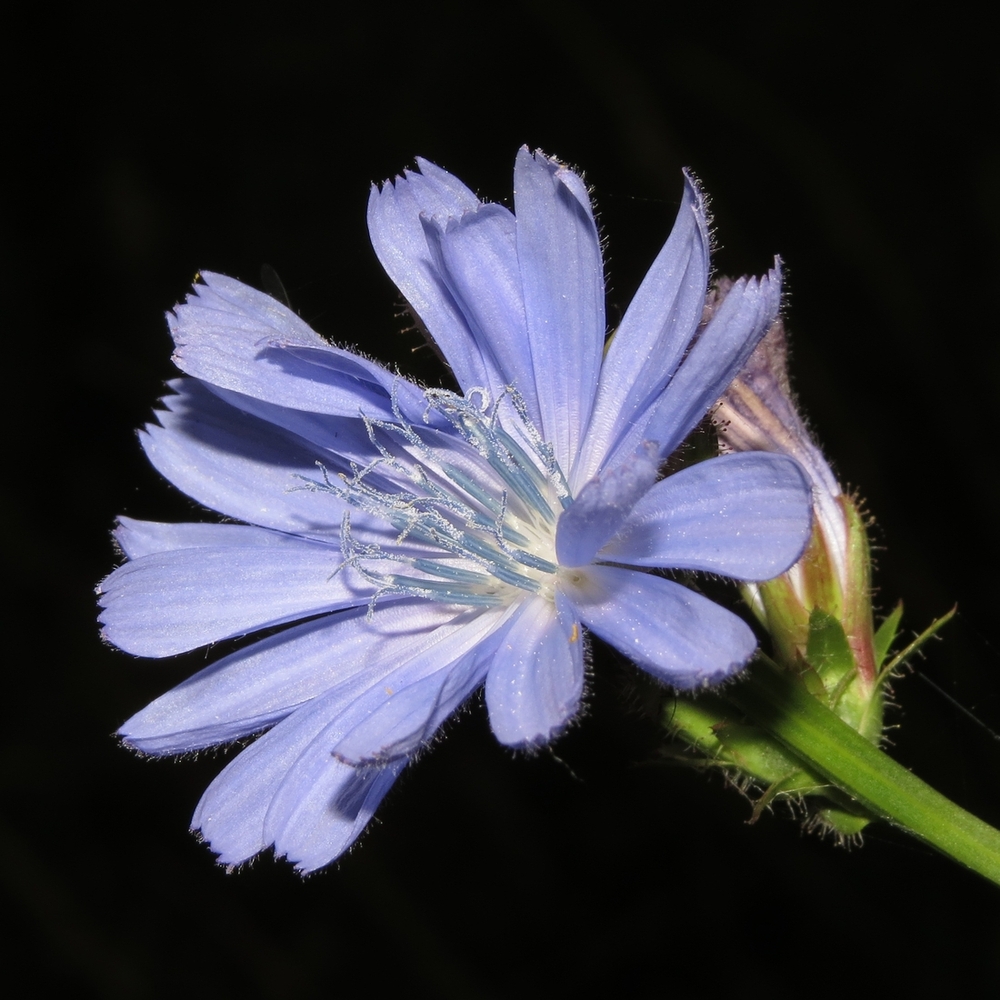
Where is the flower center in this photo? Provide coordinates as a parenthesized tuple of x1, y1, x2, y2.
(309, 387, 571, 611)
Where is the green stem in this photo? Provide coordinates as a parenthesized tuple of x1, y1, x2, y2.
(728, 658, 1000, 886)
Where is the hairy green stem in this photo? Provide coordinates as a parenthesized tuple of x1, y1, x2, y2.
(728, 658, 1000, 886)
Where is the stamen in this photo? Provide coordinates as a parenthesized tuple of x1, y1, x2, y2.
(303, 386, 570, 612)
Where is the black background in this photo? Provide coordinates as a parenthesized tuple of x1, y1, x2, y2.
(6, 2, 1000, 995)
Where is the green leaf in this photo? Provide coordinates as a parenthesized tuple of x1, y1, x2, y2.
(712, 720, 821, 789)
(817, 807, 871, 838)
(805, 607, 855, 691)
(873, 602, 904, 668)
(878, 606, 957, 684)
(665, 693, 876, 828)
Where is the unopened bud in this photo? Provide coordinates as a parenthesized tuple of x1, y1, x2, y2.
(714, 311, 877, 705)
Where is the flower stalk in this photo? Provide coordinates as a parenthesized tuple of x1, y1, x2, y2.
(728, 655, 1000, 885)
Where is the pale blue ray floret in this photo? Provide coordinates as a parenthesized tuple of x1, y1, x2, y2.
(98, 148, 813, 872)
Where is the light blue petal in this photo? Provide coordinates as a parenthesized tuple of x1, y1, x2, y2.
(562, 566, 756, 689)
(256, 343, 432, 424)
(422, 204, 538, 422)
(573, 173, 709, 488)
(328, 605, 511, 765)
(206, 383, 390, 469)
(555, 443, 659, 568)
(140, 380, 361, 538)
(609, 264, 783, 470)
(413, 156, 482, 209)
(514, 148, 604, 472)
(98, 534, 376, 657)
(203, 382, 483, 505)
(203, 380, 549, 543)
(602, 452, 812, 579)
(113, 517, 313, 560)
(484, 593, 584, 748)
(330, 648, 489, 765)
(271, 760, 404, 873)
(118, 601, 457, 754)
(367, 163, 498, 394)
(140, 381, 528, 557)
(169, 272, 426, 422)
(191, 691, 405, 872)
(190, 604, 506, 871)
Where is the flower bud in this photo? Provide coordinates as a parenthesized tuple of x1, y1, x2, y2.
(713, 310, 880, 731)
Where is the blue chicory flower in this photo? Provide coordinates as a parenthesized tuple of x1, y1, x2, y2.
(99, 148, 812, 872)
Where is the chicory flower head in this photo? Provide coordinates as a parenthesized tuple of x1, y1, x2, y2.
(100, 148, 812, 872)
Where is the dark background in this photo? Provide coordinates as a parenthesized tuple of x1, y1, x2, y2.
(6, 2, 999, 995)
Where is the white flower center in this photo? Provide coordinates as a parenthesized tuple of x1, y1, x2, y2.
(310, 387, 571, 610)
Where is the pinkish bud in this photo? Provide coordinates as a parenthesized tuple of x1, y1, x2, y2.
(713, 301, 878, 714)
